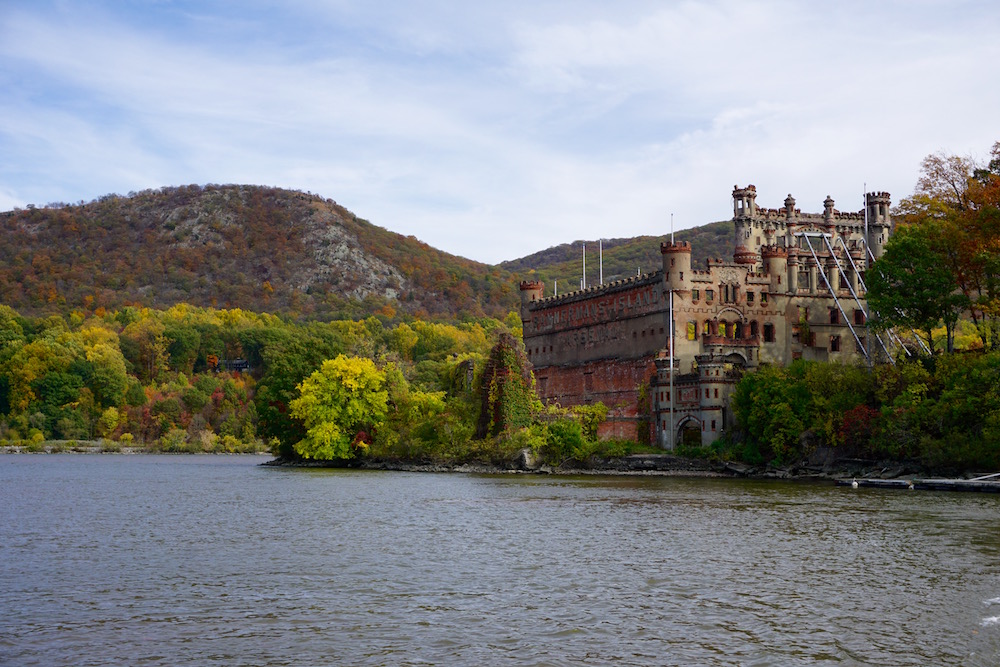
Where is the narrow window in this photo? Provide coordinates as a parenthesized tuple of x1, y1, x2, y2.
(830, 335, 841, 352)
(692, 288, 700, 301)
(687, 321, 696, 340)
(763, 323, 775, 343)
(747, 292, 755, 304)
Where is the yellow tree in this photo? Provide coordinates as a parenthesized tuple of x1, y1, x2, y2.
(289, 355, 388, 460)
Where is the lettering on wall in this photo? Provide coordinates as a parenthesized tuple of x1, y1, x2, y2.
(530, 284, 660, 334)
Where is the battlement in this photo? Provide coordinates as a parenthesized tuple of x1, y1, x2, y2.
(761, 245, 788, 258)
(661, 241, 692, 253)
(519, 280, 543, 291)
(531, 271, 662, 308)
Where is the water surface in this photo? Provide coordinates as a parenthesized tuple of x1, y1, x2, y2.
(1, 455, 998, 665)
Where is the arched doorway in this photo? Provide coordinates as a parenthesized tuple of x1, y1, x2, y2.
(677, 417, 702, 448)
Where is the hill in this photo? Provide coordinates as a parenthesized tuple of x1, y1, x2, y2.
(500, 220, 734, 293)
(0, 184, 736, 320)
(0, 185, 517, 320)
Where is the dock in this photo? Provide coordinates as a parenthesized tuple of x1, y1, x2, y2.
(836, 472, 1000, 492)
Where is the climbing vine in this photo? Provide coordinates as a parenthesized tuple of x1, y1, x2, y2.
(476, 332, 534, 438)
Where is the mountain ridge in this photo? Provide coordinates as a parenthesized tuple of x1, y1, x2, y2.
(1, 184, 734, 320)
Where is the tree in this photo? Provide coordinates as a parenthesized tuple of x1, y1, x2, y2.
(289, 355, 388, 460)
(120, 318, 169, 383)
(895, 141, 1000, 349)
(85, 343, 129, 408)
(867, 224, 968, 353)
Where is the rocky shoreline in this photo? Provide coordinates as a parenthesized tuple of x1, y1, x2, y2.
(263, 450, 936, 482)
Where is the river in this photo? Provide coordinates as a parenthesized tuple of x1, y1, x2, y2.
(1, 454, 998, 666)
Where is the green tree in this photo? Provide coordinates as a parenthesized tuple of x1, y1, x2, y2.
(895, 142, 1000, 350)
(289, 355, 389, 460)
(85, 342, 129, 408)
(866, 224, 968, 353)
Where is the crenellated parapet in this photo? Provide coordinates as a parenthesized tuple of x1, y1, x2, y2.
(531, 271, 662, 309)
(761, 245, 788, 259)
(660, 241, 691, 254)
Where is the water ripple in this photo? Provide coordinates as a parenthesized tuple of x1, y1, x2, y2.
(1, 458, 999, 665)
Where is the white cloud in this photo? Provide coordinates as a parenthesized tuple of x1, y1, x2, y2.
(1, 1, 998, 263)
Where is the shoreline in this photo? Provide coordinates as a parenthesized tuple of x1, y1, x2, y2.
(0, 444, 271, 455)
(263, 452, 934, 483)
(9, 447, 993, 490)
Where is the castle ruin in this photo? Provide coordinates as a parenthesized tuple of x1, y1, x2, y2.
(519, 186, 894, 447)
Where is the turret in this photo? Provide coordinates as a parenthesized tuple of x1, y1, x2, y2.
(823, 195, 835, 223)
(733, 185, 757, 256)
(519, 280, 543, 324)
(784, 194, 796, 220)
(787, 250, 800, 292)
(825, 256, 841, 293)
(865, 191, 892, 260)
(661, 241, 692, 291)
(849, 245, 865, 292)
(732, 185, 757, 219)
(762, 245, 788, 294)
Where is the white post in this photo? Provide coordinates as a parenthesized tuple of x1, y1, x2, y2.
(583, 244, 587, 290)
(668, 287, 674, 450)
(599, 240, 603, 285)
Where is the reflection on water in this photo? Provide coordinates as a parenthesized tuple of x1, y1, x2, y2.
(1, 455, 999, 666)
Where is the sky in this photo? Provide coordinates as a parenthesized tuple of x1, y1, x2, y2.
(2, 1, 998, 264)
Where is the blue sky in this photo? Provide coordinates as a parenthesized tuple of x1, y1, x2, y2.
(2, 1, 998, 264)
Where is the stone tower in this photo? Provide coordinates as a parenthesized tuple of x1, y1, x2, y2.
(518, 280, 543, 325)
(865, 191, 892, 261)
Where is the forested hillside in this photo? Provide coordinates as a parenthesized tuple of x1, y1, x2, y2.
(0, 184, 736, 321)
(0, 185, 518, 321)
